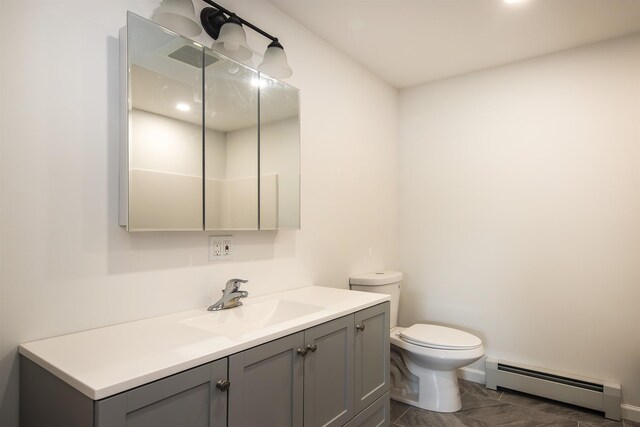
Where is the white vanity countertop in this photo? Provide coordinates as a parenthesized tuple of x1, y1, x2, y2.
(19, 286, 389, 400)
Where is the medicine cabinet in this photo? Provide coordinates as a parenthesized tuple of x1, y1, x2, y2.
(119, 12, 300, 231)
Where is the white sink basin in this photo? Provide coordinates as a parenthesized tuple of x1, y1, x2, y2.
(180, 299, 324, 337)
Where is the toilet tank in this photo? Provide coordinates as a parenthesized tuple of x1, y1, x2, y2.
(349, 271, 402, 329)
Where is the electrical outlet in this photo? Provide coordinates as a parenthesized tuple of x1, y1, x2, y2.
(209, 235, 233, 262)
(222, 237, 233, 260)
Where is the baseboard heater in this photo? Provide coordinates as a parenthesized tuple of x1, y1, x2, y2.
(485, 357, 621, 421)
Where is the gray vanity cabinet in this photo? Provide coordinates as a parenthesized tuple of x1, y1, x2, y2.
(225, 303, 389, 427)
(228, 332, 305, 427)
(95, 359, 228, 427)
(20, 302, 389, 427)
(303, 315, 355, 427)
(354, 303, 390, 414)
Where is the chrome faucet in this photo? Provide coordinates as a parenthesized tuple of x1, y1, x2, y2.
(208, 278, 249, 311)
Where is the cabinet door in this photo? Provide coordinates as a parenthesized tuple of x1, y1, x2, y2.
(343, 392, 390, 427)
(354, 302, 390, 414)
(303, 315, 354, 427)
(96, 359, 228, 427)
(121, 13, 204, 231)
(228, 332, 304, 427)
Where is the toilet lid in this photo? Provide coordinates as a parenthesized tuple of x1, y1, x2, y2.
(399, 324, 482, 350)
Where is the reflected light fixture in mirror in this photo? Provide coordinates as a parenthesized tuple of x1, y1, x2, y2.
(250, 77, 267, 88)
(176, 102, 191, 112)
(152, 0, 202, 37)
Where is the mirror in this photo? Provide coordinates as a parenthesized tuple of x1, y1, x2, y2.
(123, 12, 203, 231)
(259, 76, 301, 230)
(204, 55, 259, 230)
(120, 13, 300, 231)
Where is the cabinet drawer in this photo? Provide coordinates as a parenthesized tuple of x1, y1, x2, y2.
(343, 392, 390, 427)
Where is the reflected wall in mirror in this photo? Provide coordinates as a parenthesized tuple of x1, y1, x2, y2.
(259, 76, 301, 230)
(123, 12, 203, 231)
(204, 56, 259, 231)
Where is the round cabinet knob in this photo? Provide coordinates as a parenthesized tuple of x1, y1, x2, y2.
(216, 380, 230, 391)
(306, 344, 317, 352)
(297, 347, 308, 357)
(356, 324, 365, 331)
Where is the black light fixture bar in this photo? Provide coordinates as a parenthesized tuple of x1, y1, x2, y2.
(200, 0, 278, 42)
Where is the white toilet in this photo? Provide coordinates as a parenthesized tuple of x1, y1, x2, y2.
(350, 271, 484, 413)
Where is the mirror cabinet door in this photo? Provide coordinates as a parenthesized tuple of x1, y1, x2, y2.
(125, 12, 203, 231)
(259, 75, 301, 230)
(204, 53, 259, 231)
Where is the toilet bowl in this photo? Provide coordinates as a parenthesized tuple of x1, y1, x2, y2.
(349, 271, 485, 413)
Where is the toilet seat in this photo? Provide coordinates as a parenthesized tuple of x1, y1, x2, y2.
(399, 324, 482, 350)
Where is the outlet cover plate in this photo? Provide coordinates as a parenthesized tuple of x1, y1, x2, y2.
(209, 235, 233, 262)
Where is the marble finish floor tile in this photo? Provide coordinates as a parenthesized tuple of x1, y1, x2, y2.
(459, 379, 503, 400)
(461, 392, 505, 411)
(460, 401, 579, 426)
(391, 400, 411, 423)
(500, 389, 621, 427)
(390, 379, 634, 427)
(396, 407, 492, 427)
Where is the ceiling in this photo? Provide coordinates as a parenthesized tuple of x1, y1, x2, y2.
(270, 0, 640, 88)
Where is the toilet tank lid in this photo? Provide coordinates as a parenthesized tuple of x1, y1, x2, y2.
(349, 271, 403, 286)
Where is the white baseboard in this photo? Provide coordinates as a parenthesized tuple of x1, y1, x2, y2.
(457, 366, 640, 423)
(622, 404, 640, 422)
(457, 366, 486, 384)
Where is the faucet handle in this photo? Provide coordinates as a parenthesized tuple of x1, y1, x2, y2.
(225, 278, 248, 292)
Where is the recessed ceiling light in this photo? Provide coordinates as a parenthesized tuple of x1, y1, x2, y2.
(176, 102, 191, 112)
(504, 0, 525, 3)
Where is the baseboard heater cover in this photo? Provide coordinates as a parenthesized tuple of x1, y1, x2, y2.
(485, 357, 621, 421)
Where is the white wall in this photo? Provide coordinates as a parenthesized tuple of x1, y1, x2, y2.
(399, 34, 640, 407)
(0, 1, 398, 425)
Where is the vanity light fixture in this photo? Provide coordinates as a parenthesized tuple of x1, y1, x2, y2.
(152, 0, 293, 78)
(260, 40, 292, 78)
(200, 1, 293, 78)
(152, 0, 202, 37)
